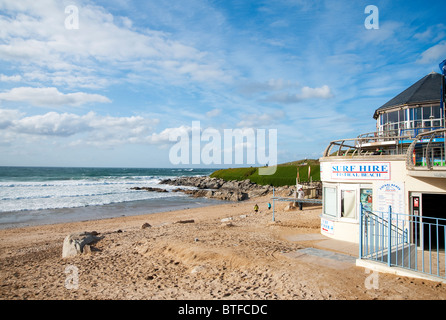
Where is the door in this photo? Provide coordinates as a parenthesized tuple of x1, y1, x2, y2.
(410, 192, 422, 248)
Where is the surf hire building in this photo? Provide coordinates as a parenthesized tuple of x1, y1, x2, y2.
(319, 61, 446, 281)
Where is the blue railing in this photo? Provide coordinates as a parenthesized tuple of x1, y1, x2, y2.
(359, 205, 446, 280)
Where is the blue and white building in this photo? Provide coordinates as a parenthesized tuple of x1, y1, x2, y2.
(319, 63, 446, 281)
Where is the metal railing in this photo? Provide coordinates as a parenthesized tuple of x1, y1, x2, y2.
(406, 128, 446, 169)
(359, 206, 446, 280)
(322, 134, 412, 157)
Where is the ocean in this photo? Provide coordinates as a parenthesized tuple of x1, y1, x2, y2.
(0, 167, 223, 229)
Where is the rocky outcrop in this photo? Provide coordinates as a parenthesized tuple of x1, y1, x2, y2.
(160, 176, 272, 201)
(159, 176, 282, 201)
(132, 175, 320, 202)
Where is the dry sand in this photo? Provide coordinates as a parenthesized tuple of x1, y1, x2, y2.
(0, 196, 445, 300)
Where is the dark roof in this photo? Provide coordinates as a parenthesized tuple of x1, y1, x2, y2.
(373, 72, 443, 119)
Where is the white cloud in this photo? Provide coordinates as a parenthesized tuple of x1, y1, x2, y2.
(0, 74, 22, 82)
(0, 87, 111, 107)
(238, 78, 300, 96)
(206, 108, 222, 118)
(417, 41, 446, 65)
(237, 111, 285, 128)
(0, 0, 230, 88)
(0, 109, 160, 148)
(0, 108, 24, 129)
(413, 24, 446, 42)
(148, 126, 192, 144)
(262, 85, 334, 104)
(300, 85, 333, 99)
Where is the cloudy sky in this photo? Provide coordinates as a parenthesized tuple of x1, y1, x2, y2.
(0, 0, 445, 168)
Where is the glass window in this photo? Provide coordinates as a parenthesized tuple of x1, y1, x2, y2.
(409, 108, 414, 120)
(398, 109, 405, 122)
(323, 187, 337, 217)
(341, 189, 356, 219)
(414, 107, 422, 120)
(432, 105, 441, 119)
(423, 106, 431, 119)
(388, 111, 398, 123)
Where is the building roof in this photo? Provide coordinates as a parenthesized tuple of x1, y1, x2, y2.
(373, 72, 443, 119)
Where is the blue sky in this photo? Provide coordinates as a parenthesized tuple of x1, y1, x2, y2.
(0, 0, 445, 168)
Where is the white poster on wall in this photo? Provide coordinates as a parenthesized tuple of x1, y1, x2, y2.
(376, 182, 405, 215)
(321, 218, 334, 234)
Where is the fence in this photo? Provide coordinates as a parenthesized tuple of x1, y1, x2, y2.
(359, 205, 446, 280)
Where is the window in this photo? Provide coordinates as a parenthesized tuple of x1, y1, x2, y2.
(414, 107, 422, 120)
(323, 187, 337, 217)
(398, 109, 405, 122)
(432, 105, 441, 119)
(423, 106, 431, 119)
(341, 189, 356, 219)
(388, 111, 398, 123)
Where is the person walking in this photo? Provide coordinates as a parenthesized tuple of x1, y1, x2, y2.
(297, 188, 305, 210)
(267, 202, 271, 210)
(254, 204, 259, 213)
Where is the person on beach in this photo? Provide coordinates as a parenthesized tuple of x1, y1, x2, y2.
(267, 202, 271, 210)
(297, 188, 305, 210)
(254, 204, 259, 213)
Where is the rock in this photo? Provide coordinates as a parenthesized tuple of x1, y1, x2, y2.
(130, 187, 168, 193)
(221, 222, 234, 227)
(175, 219, 195, 224)
(141, 223, 152, 229)
(284, 202, 298, 211)
(62, 231, 102, 258)
(191, 265, 206, 274)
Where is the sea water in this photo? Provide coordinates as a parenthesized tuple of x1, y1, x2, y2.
(0, 167, 222, 229)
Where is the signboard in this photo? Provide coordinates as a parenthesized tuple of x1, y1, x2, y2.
(330, 162, 390, 180)
(376, 182, 405, 215)
(321, 218, 334, 234)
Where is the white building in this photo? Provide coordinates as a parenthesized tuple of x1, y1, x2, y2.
(319, 71, 446, 250)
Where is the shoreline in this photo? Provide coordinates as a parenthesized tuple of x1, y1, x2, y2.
(1, 195, 445, 300)
(0, 195, 228, 230)
(0, 174, 303, 230)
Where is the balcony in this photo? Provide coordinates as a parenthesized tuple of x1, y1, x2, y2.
(322, 128, 446, 178)
(406, 128, 446, 178)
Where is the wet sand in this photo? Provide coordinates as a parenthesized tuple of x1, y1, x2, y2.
(0, 196, 445, 300)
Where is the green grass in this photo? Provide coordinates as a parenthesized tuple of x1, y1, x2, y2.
(210, 160, 320, 187)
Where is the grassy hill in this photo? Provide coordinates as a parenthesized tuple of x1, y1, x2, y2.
(210, 159, 320, 187)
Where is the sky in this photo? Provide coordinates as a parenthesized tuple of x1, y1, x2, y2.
(0, 0, 445, 168)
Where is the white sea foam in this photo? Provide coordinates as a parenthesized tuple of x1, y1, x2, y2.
(0, 176, 186, 212)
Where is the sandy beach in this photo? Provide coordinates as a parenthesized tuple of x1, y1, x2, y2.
(0, 195, 445, 301)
